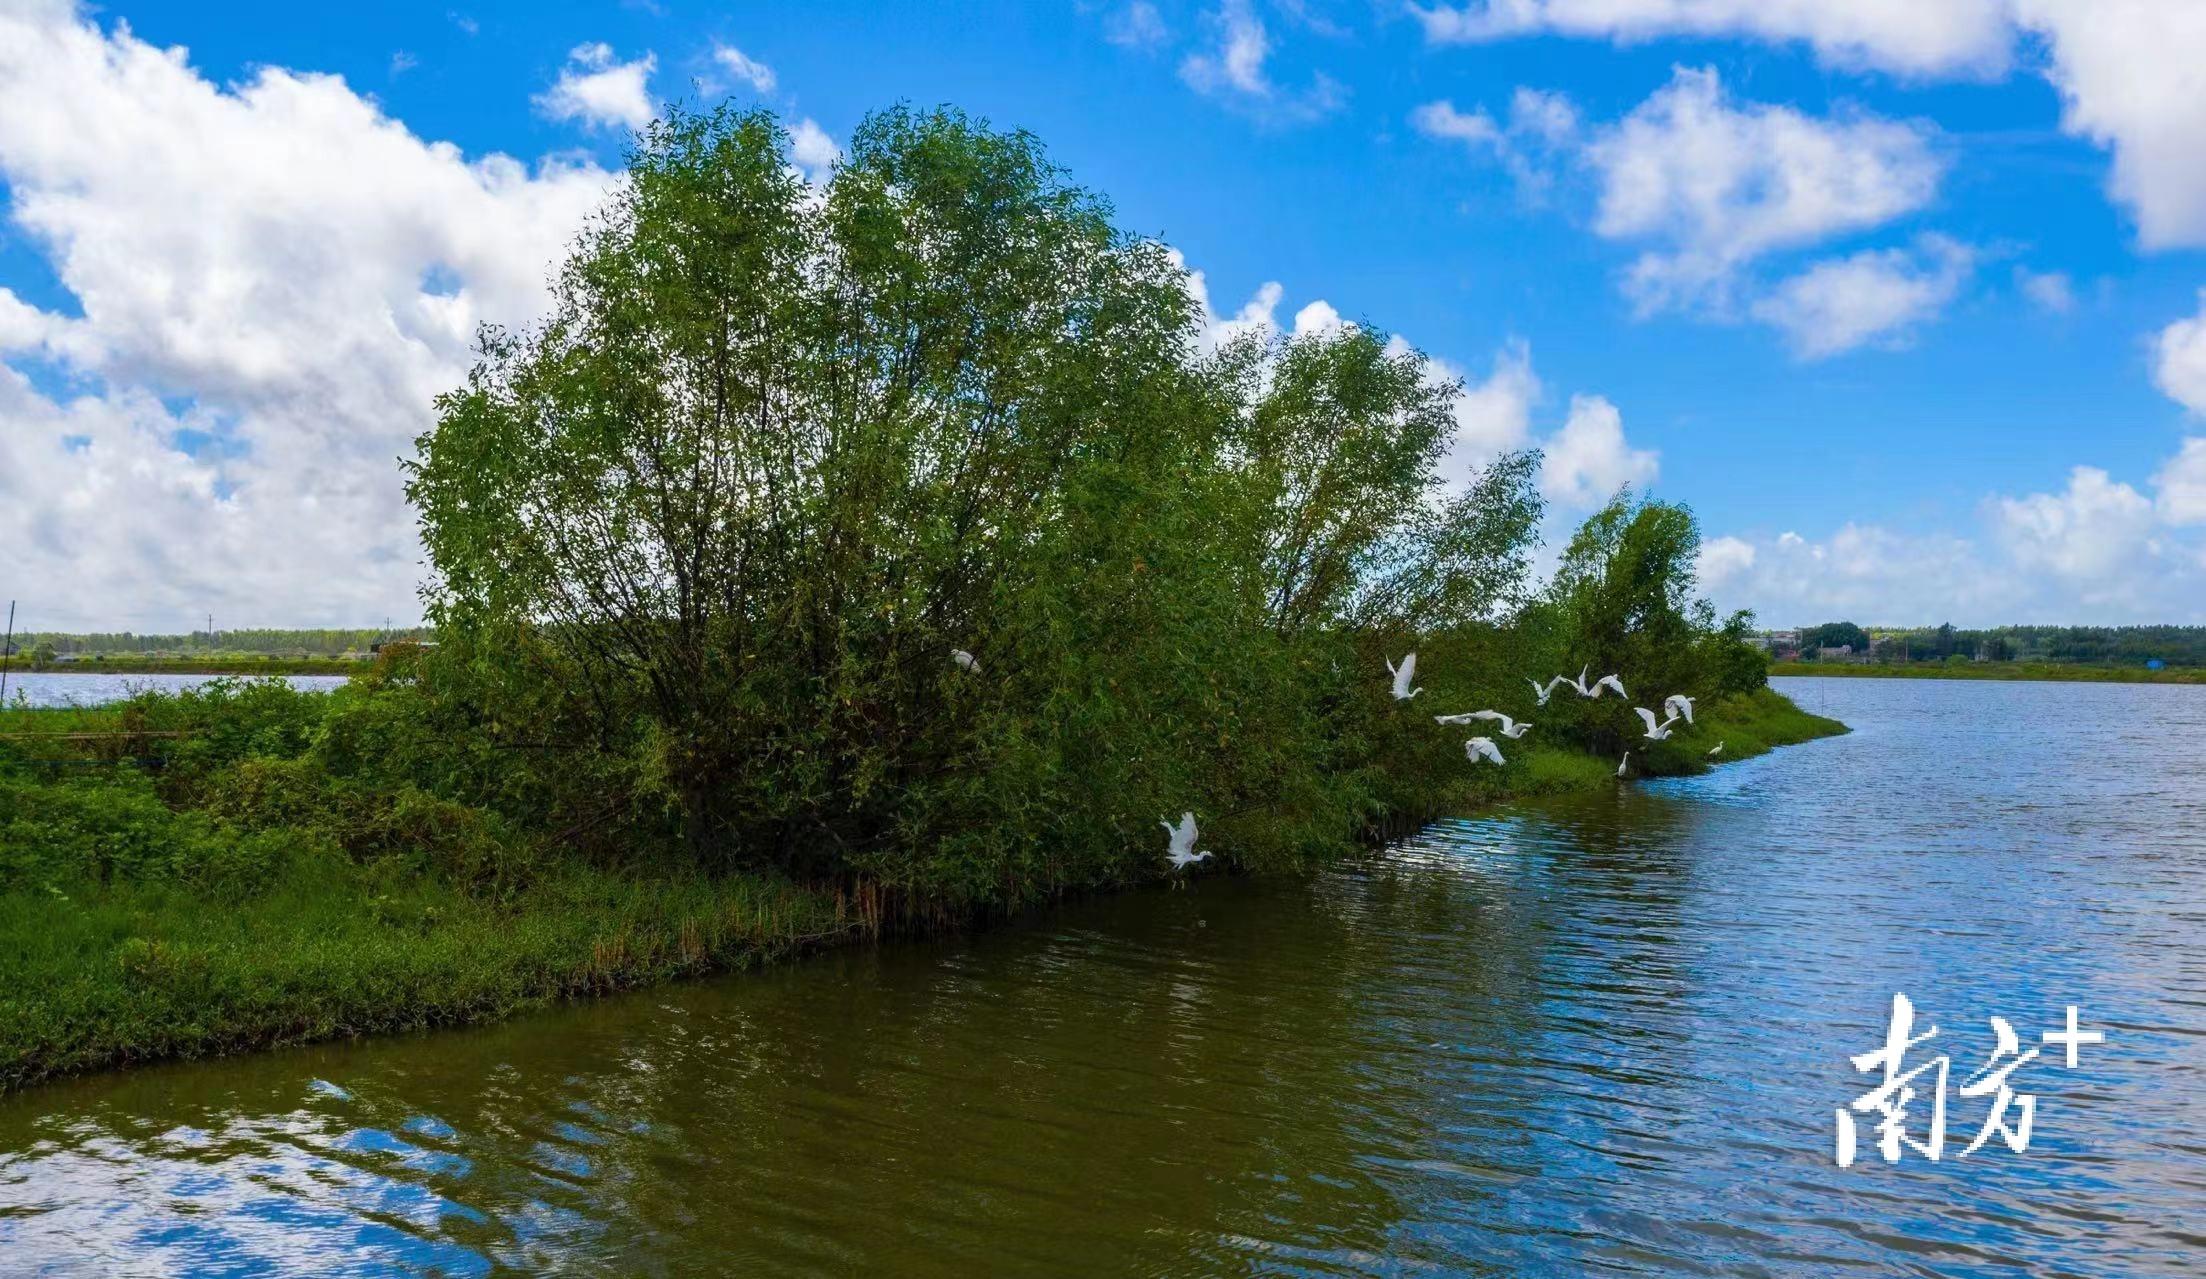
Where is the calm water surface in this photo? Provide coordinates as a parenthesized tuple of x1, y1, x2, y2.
(2, 671, 349, 708)
(1, 677, 2201, 1276)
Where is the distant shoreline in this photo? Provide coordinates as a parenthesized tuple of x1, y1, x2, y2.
(1769, 662, 2205, 685)
(0, 657, 362, 677)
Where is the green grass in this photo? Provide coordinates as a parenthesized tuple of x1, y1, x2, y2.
(1769, 661, 2205, 685)
(0, 852, 848, 1094)
(0, 686, 1841, 1096)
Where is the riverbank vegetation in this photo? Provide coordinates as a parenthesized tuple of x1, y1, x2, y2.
(2, 104, 1840, 1093)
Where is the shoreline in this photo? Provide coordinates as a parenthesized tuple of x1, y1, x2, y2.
(1768, 662, 2204, 686)
(1, 687, 1844, 1096)
(2, 658, 364, 678)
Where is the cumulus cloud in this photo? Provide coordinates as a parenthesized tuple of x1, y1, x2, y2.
(1695, 534, 1756, 589)
(1584, 67, 1943, 313)
(2013, 0, 2206, 250)
(1988, 465, 2159, 582)
(1410, 2, 2206, 253)
(1751, 234, 1973, 358)
(1536, 393, 1658, 505)
(1408, 0, 2014, 78)
(0, 3, 619, 628)
(1702, 440, 2206, 624)
(535, 41, 656, 132)
(1179, 0, 1344, 125)
(711, 44, 776, 95)
(2154, 438, 2206, 526)
(788, 117, 840, 185)
(2155, 291, 2206, 416)
(1438, 339, 1539, 462)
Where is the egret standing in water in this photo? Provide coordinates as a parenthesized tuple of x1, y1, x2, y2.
(1634, 706, 1681, 740)
(1387, 652, 1423, 700)
(1161, 812, 1211, 871)
(1617, 751, 1631, 778)
(951, 649, 981, 674)
(1464, 737, 1505, 765)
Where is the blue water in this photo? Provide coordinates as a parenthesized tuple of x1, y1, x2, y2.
(1, 671, 349, 707)
(0, 677, 2200, 1275)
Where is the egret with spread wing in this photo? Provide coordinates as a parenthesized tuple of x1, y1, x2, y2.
(1436, 709, 1531, 738)
(1634, 706, 1681, 740)
(1387, 652, 1423, 700)
(1161, 812, 1211, 871)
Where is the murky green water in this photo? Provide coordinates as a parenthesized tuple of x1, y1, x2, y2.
(3, 677, 2202, 1275)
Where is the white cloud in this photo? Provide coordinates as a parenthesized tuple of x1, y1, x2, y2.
(534, 41, 656, 132)
(1751, 234, 1973, 358)
(789, 117, 840, 185)
(1290, 298, 1344, 337)
(1585, 67, 1943, 313)
(2013, 1, 2206, 250)
(1695, 534, 1756, 588)
(1989, 465, 2158, 582)
(1166, 267, 1650, 510)
(1537, 393, 1658, 505)
(2154, 290, 2206, 416)
(1412, 88, 1579, 193)
(711, 44, 776, 95)
(1438, 339, 1539, 463)
(1104, 1, 1170, 50)
(2154, 438, 2206, 527)
(0, 3, 618, 628)
(1408, 2, 2206, 252)
(1408, 0, 2014, 77)
(2013, 266, 2075, 314)
(1179, 0, 1344, 125)
(1703, 439, 2206, 624)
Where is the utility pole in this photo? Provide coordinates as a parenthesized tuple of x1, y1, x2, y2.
(1, 600, 14, 704)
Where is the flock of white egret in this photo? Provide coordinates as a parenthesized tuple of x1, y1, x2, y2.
(948, 645, 1726, 876)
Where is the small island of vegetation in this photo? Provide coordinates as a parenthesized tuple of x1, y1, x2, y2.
(0, 105, 1841, 1094)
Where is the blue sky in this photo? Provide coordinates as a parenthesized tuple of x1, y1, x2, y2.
(3, 0, 2205, 629)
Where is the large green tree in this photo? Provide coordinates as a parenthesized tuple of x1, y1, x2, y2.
(411, 103, 1548, 902)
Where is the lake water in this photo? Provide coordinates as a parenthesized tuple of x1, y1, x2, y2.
(1, 677, 2201, 1275)
(1, 671, 350, 708)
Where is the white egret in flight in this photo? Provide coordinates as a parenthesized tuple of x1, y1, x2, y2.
(951, 649, 981, 674)
(1634, 706, 1681, 740)
(1464, 737, 1505, 765)
(1589, 673, 1626, 699)
(1387, 652, 1422, 700)
(1437, 710, 1531, 739)
(1663, 693, 1694, 724)
(1161, 812, 1211, 871)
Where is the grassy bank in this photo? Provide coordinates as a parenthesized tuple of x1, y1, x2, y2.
(1769, 661, 2205, 685)
(0, 683, 1839, 1094)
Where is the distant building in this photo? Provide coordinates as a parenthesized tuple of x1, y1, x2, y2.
(1817, 644, 1855, 661)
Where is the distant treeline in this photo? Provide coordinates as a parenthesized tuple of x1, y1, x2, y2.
(7, 627, 431, 657)
(1793, 623, 2206, 666)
